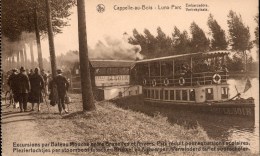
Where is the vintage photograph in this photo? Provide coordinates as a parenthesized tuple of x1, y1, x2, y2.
(1, 0, 259, 155)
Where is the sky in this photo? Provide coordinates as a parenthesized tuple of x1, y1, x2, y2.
(39, 0, 259, 60)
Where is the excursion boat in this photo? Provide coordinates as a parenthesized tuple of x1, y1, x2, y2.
(133, 51, 255, 118)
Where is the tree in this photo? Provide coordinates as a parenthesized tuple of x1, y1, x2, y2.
(2, 0, 75, 38)
(226, 54, 244, 72)
(155, 27, 174, 57)
(227, 10, 253, 71)
(172, 26, 191, 54)
(2, 0, 75, 69)
(129, 29, 148, 57)
(190, 22, 210, 53)
(45, 0, 57, 77)
(143, 29, 157, 57)
(129, 27, 175, 58)
(254, 15, 259, 54)
(207, 14, 228, 50)
(77, 0, 96, 111)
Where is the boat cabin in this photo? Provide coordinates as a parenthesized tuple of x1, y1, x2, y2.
(134, 51, 230, 103)
(71, 60, 141, 100)
(91, 60, 134, 87)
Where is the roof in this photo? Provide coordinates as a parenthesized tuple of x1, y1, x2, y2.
(90, 60, 135, 68)
(136, 50, 230, 63)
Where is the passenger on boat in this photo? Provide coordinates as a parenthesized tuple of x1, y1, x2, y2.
(180, 64, 187, 75)
(190, 89, 195, 101)
(185, 66, 192, 78)
(221, 64, 229, 73)
(201, 60, 209, 72)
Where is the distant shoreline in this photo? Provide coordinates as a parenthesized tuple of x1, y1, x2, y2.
(228, 71, 259, 79)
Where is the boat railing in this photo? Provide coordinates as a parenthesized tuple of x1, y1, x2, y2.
(141, 71, 229, 87)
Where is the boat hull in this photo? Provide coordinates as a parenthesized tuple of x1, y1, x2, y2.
(144, 98, 255, 119)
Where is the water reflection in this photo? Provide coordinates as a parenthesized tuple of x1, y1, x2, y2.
(227, 78, 259, 153)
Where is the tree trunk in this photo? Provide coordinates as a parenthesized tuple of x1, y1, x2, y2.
(24, 44, 28, 69)
(45, 0, 57, 77)
(12, 56, 15, 69)
(34, 7, 43, 70)
(20, 50, 24, 67)
(17, 50, 20, 67)
(6, 57, 10, 70)
(30, 42, 35, 67)
(77, 0, 96, 111)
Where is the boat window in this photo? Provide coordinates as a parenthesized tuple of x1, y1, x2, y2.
(106, 68, 119, 75)
(189, 89, 195, 101)
(221, 87, 228, 99)
(155, 90, 159, 99)
(147, 89, 150, 98)
(150, 89, 154, 99)
(176, 90, 181, 100)
(118, 68, 129, 75)
(170, 90, 174, 100)
(160, 90, 163, 100)
(182, 90, 188, 101)
(143, 89, 147, 98)
(95, 68, 107, 76)
(165, 90, 169, 100)
(206, 88, 214, 100)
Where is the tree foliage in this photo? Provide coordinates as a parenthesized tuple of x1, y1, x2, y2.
(254, 14, 259, 50)
(227, 10, 253, 52)
(207, 14, 228, 50)
(129, 27, 176, 58)
(2, 0, 76, 42)
(190, 22, 210, 53)
(156, 27, 174, 56)
(226, 54, 244, 71)
(172, 26, 191, 54)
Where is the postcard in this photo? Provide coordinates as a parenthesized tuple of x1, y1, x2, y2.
(1, 0, 259, 155)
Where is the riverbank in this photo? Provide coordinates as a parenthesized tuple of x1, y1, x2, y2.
(228, 71, 259, 79)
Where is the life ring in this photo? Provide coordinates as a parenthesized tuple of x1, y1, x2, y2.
(152, 79, 157, 87)
(163, 78, 170, 86)
(143, 79, 147, 85)
(213, 74, 221, 84)
(179, 77, 185, 86)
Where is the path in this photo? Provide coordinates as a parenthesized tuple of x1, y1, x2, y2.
(2, 108, 46, 156)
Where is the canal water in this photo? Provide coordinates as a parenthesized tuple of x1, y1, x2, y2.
(114, 77, 259, 154)
(227, 78, 259, 153)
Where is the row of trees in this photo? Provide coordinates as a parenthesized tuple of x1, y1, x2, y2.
(128, 11, 259, 71)
(2, 0, 96, 111)
(2, 0, 76, 71)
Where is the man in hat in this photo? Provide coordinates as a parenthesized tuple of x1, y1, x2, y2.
(17, 67, 31, 112)
(53, 69, 70, 114)
(7, 68, 19, 105)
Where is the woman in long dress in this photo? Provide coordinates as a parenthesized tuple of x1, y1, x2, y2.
(29, 68, 45, 112)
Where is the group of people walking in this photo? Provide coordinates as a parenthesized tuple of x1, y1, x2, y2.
(7, 67, 70, 115)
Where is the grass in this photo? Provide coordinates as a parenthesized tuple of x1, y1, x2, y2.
(32, 93, 257, 156)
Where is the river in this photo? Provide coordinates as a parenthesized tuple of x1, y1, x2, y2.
(226, 78, 259, 153)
